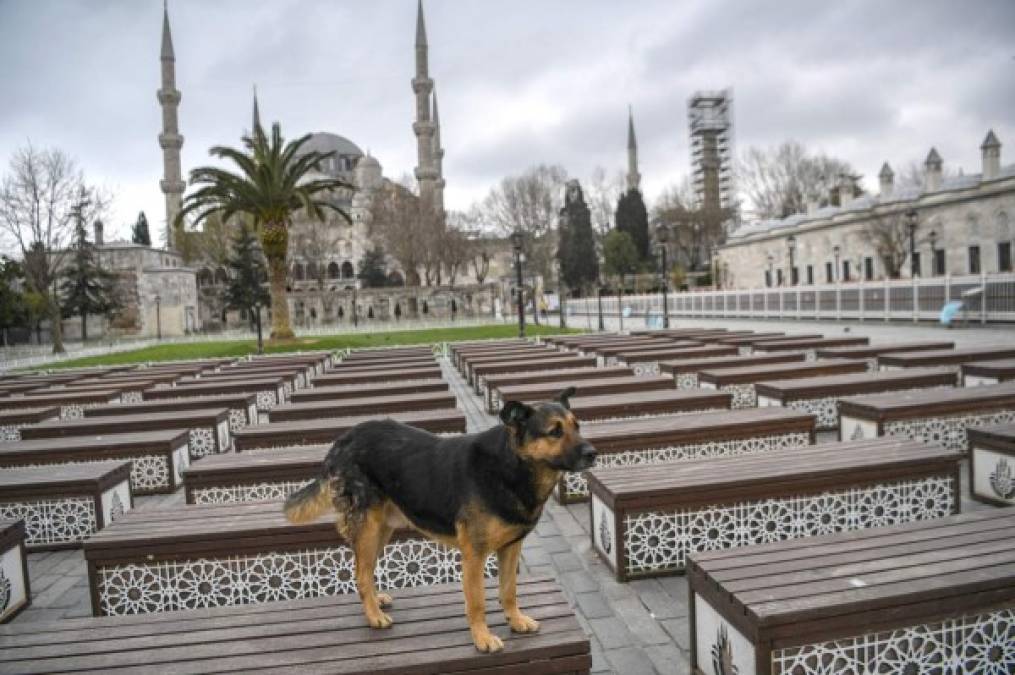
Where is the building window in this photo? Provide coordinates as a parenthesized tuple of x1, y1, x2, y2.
(912, 252, 921, 277)
(765, 270, 772, 287)
(790, 266, 798, 285)
(776, 269, 784, 286)
(863, 257, 874, 281)
(933, 249, 946, 276)
(843, 261, 851, 281)
(806, 265, 814, 285)
(825, 262, 833, 283)
(968, 246, 981, 275)
(999, 242, 1012, 272)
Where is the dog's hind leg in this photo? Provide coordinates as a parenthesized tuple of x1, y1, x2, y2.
(353, 505, 393, 628)
(497, 540, 539, 634)
(374, 515, 396, 609)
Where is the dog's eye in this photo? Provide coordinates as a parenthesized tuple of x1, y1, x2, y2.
(549, 424, 564, 438)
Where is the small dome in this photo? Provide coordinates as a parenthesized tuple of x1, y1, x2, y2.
(357, 154, 381, 170)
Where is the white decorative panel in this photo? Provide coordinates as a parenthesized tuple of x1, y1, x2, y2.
(699, 381, 716, 390)
(228, 408, 248, 432)
(0, 424, 22, 442)
(674, 372, 699, 389)
(0, 497, 97, 547)
(632, 362, 661, 377)
(0, 544, 28, 621)
(720, 383, 757, 409)
(591, 494, 617, 572)
(971, 447, 1015, 504)
(841, 416, 878, 441)
(247, 404, 258, 425)
(172, 444, 190, 487)
(217, 420, 231, 452)
(786, 396, 839, 430)
(757, 395, 782, 408)
(694, 592, 757, 675)
(964, 374, 999, 387)
(187, 427, 217, 459)
(883, 409, 1015, 453)
(192, 480, 313, 505)
(100, 480, 132, 526)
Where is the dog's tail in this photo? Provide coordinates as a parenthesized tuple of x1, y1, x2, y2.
(284, 477, 335, 524)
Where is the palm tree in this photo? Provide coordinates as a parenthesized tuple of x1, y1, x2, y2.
(178, 122, 352, 340)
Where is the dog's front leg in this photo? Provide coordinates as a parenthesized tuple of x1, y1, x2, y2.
(461, 542, 503, 652)
(497, 540, 539, 633)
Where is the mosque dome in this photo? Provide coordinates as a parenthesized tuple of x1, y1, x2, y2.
(298, 132, 364, 176)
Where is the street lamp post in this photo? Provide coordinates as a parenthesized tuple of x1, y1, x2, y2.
(656, 225, 671, 329)
(711, 245, 719, 290)
(928, 229, 938, 276)
(596, 286, 605, 331)
(511, 231, 525, 338)
(556, 258, 566, 329)
(906, 209, 918, 277)
(154, 295, 162, 340)
(787, 235, 797, 286)
(833, 245, 841, 282)
(767, 254, 774, 287)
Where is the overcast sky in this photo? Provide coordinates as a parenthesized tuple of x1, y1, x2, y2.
(1, 0, 1013, 243)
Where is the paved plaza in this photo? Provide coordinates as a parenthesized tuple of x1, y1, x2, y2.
(10, 319, 1015, 674)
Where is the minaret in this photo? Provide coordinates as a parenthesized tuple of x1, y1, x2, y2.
(412, 0, 438, 206)
(157, 0, 185, 250)
(626, 105, 641, 192)
(431, 86, 445, 213)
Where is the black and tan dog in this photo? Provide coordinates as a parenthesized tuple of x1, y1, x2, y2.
(284, 386, 595, 653)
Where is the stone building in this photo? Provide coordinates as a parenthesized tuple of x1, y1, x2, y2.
(716, 131, 1014, 289)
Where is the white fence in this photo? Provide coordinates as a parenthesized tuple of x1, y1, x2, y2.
(567, 272, 1015, 325)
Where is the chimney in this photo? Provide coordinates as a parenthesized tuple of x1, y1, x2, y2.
(924, 148, 943, 192)
(878, 162, 894, 198)
(93, 219, 104, 246)
(837, 174, 853, 207)
(981, 130, 1001, 181)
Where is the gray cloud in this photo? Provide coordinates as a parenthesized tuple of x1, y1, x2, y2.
(0, 0, 1012, 243)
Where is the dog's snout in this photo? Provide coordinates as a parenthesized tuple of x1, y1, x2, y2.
(580, 443, 597, 460)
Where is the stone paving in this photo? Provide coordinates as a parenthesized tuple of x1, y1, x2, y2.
(10, 320, 1014, 674)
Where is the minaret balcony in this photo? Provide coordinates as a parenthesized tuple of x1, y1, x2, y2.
(411, 78, 433, 95)
(159, 133, 184, 150)
(160, 179, 186, 193)
(157, 89, 182, 105)
(412, 122, 435, 136)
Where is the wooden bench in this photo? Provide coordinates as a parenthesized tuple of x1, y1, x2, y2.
(968, 422, 1015, 506)
(0, 430, 190, 495)
(839, 382, 1015, 452)
(699, 359, 869, 408)
(461, 348, 560, 383)
(84, 393, 259, 432)
(0, 407, 59, 442)
(878, 345, 1015, 373)
(660, 352, 807, 389)
(20, 408, 232, 459)
(74, 370, 183, 390)
(482, 365, 634, 412)
(289, 378, 449, 404)
(714, 332, 822, 354)
(0, 390, 120, 420)
(685, 509, 1014, 675)
(311, 366, 443, 388)
(590, 438, 960, 580)
(491, 375, 674, 415)
(82, 501, 496, 616)
(0, 520, 29, 623)
(268, 391, 459, 423)
(0, 462, 133, 550)
(183, 445, 328, 504)
(615, 345, 739, 376)
(751, 336, 870, 360)
(566, 389, 730, 423)
(233, 408, 467, 451)
(755, 367, 958, 431)
(592, 340, 700, 363)
(178, 369, 303, 396)
(142, 377, 288, 419)
(816, 340, 955, 371)
(961, 358, 1015, 386)
(557, 408, 815, 503)
(331, 356, 436, 371)
(0, 576, 590, 674)
(31, 381, 154, 405)
(470, 354, 596, 393)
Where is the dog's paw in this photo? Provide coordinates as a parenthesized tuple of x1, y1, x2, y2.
(376, 592, 393, 608)
(471, 629, 504, 653)
(366, 611, 394, 629)
(508, 613, 540, 633)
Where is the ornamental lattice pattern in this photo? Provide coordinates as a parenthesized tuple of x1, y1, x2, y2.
(228, 408, 248, 432)
(255, 390, 278, 411)
(188, 428, 217, 459)
(0, 424, 21, 442)
(884, 409, 1015, 453)
(631, 362, 661, 377)
(721, 383, 757, 409)
(121, 391, 144, 405)
(674, 373, 699, 389)
(785, 396, 840, 429)
(9, 455, 171, 493)
(95, 542, 498, 615)
(581, 408, 726, 426)
(0, 568, 9, 614)
(191, 480, 313, 505)
(621, 476, 954, 576)
(60, 404, 85, 420)
(0, 497, 97, 546)
(560, 432, 812, 500)
(771, 606, 1015, 675)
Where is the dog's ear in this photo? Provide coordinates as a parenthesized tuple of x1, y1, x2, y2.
(557, 386, 577, 410)
(499, 400, 533, 429)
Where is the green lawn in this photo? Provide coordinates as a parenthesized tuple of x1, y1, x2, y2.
(35, 324, 582, 370)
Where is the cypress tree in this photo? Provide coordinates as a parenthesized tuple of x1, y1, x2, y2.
(132, 211, 152, 246)
(60, 219, 120, 341)
(615, 188, 650, 262)
(225, 225, 270, 353)
(557, 181, 599, 293)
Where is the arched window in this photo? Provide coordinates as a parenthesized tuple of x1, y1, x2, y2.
(367, 306, 374, 319)
(197, 268, 213, 287)
(422, 301, 429, 314)
(338, 306, 344, 318)
(388, 271, 404, 286)
(306, 262, 318, 281)
(394, 303, 402, 319)
(214, 267, 228, 285)
(341, 261, 354, 279)
(292, 263, 305, 281)
(328, 262, 340, 279)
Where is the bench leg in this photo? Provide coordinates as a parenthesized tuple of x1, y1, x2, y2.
(461, 539, 502, 653)
(497, 540, 539, 634)
(353, 509, 394, 629)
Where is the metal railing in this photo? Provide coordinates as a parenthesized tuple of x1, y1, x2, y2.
(567, 272, 1015, 325)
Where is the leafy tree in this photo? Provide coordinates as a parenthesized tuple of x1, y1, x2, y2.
(0, 256, 28, 345)
(60, 217, 120, 341)
(603, 230, 639, 330)
(224, 225, 270, 353)
(615, 188, 650, 261)
(132, 211, 152, 246)
(557, 180, 599, 293)
(357, 246, 389, 288)
(178, 121, 352, 340)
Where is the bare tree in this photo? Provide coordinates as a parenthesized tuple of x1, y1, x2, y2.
(585, 166, 625, 237)
(653, 177, 731, 273)
(368, 179, 435, 286)
(737, 141, 858, 220)
(290, 218, 341, 289)
(439, 226, 472, 288)
(0, 145, 108, 352)
(859, 210, 925, 279)
(480, 163, 567, 284)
